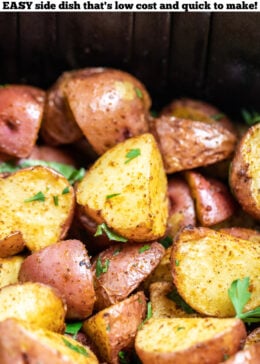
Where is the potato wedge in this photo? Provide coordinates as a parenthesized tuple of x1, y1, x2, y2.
(76, 133, 168, 242)
(0, 318, 98, 364)
(0, 282, 66, 332)
(151, 116, 237, 173)
(65, 69, 151, 155)
(0, 166, 75, 251)
(19, 239, 96, 320)
(0, 85, 45, 158)
(172, 227, 260, 317)
(230, 122, 260, 220)
(83, 291, 146, 364)
(135, 317, 246, 364)
(0, 231, 25, 258)
(0, 255, 24, 288)
(92, 242, 165, 310)
(220, 343, 260, 364)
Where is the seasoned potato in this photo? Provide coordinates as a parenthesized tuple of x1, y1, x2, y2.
(185, 170, 236, 226)
(76, 133, 168, 242)
(83, 291, 146, 364)
(65, 68, 151, 155)
(0, 255, 24, 288)
(151, 116, 237, 173)
(0, 166, 75, 251)
(172, 227, 260, 317)
(19, 239, 95, 320)
(230, 122, 260, 220)
(0, 282, 66, 332)
(0, 231, 25, 258)
(92, 242, 165, 310)
(135, 317, 246, 364)
(0, 85, 45, 158)
(220, 343, 260, 364)
(0, 318, 98, 364)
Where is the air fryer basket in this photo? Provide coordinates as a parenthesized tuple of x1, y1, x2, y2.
(1, 12, 260, 112)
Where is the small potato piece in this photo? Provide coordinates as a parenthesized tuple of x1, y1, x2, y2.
(135, 317, 246, 364)
(230, 122, 260, 220)
(219, 227, 260, 243)
(92, 242, 165, 310)
(0, 318, 98, 364)
(0, 231, 25, 258)
(172, 227, 260, 317)
(65, 69, 151, 155)
(0, 282, 66, 332)
(76, 133, 168, 242)
(185, 170, 236, 226)
(151, 116, 237, 173)
(83, 291, 146, 364)
(0, 85, 45, 158)
(0, 255, 24, 288)
(245, 327, 260, 348)
(0, 166, 75, 251)
(19, 239, 96, 320)
(220, 343, 260, 364)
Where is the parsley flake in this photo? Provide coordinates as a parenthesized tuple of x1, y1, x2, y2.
(139, 302, 152, 330)
(106, 193, 121, 199)
(118, 351, 129, 364)
(65, 322, 83, 338)
(94, 223, 127, 242)
(138, 244, 150, 253)
(135, 87, 143, 99)
(53, 195, 59, 206)
(211, 113, 225, 121)
(95, 257, 110, 278)
(175, 259, 179, 266)
(241, 109, 260, 126)
(62, 337, 89, 357)
(159, 236, 173, 249)
(125, 148, 141, 164)
(24, 191, 45, 203)
(113, 248, 122, 256)
(62, 186, 70, 194)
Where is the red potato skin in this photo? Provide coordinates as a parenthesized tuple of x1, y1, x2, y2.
(0, 85, 45, 158)
(220, 343, 260, 364)
(19, 239, 96, 320)
(92, 242, 165, 311)
(0, 231, 25, 258)
(219, 227, 260, 243)
(185, 170, 236, 226)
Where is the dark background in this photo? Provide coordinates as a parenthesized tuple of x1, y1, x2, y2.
(1, 12, 260, 113)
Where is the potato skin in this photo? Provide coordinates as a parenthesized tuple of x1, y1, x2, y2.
(92, 242, 165, 311)
(230, 123, 260, 220)
(19, 239, 96, 320)
(0, 85, 45, 158)
(0, 231, 25, 258)
(221, 343, 260, 364)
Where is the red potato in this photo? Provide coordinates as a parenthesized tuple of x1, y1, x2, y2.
(220, 343, 260, 364)
(185, 170, 236, 226)
(91, 242, 165, 311)
(0, 85, 45, 158)
(19, 239, 96, 320)
(0, 231, 25, 258)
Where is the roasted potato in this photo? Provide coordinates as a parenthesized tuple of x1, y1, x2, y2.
(0, 85, 45, 158)
(83, 291, 146, 364)
(76, 133, 168, 242)
(0, 165, 75, 252)
(171, 227, 260, 317)
(150, 116, 237, 173)
(135, 317, 246, 364)
(0, 255, 24, 288)
(220, 343, 260, 364)
(0, 318, 99, 364)
(19, 239, 95, 320)
(0, 231, 25, 258)
(230, 122, 260, 220)
(0, 282, 66, 332)
(91, 242, 165, 310)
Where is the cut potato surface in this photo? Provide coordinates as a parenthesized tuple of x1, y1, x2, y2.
(0, 166, 75, 251)
(172, 227, 260, 317)
(76, 133, 168, 241)
(0, 255, 24, 289)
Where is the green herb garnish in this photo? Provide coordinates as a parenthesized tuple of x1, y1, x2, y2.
(228, 277, 260, 323)
(118, 350, 129, 364)
(53, 195, 59, 206)
(106, 324, 111, 332)
(211, 113, 225, 121)
(241, 109, 260, 125)
(65, 322, 83, 338)
(113, 248, 122, 256)
(167, 288, 195, 314)
(94, 223, 127, 242)
(138, 244, 150, 253)
(125, 148, 141, 164)
(175, 259, 179, 266)
(0, 161, 20, 173)
(135, 87, 143, 99)
(150, 110, 159, 118)
(62, 186, 70, 194)
(139, 302, 152, 330)
(177, 326, 185, 331)
(159, 236, 173, 249)
(106, 193, 121, 199)
(62, 337, 89, 357)
(95, 257, 110, 278)
(24, 191, 45, 203)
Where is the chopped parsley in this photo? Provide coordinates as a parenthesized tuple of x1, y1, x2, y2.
(139, 302, 152, 330)
(62, 337, 89, 357)
(106, 193, 121, 199)
(138, 244, 150, 253)
(135, 87, 143, 99)
(113, 248, 122, 256)
(65, 322, 83, 338)
(175, 259, 179, 266)
(24, 191, 45, 203)
(94, 223, 127, 242)
(53, 195, 59, 206)
(211, 113, 225, 121)
(241, 109, 260, 126)
(167, 288, 195, 314)
(118, 351, 129, 364)
(159, 236, 173, 249)
(95, 256, 110, 278)
(62, 186, 70, 194)
(125, 148, 141, 164)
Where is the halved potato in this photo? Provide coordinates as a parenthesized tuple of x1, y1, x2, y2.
(0, 231, 25, 258)
(220, 343, 260, 364)
(135, 317, 246, 364)
(0, 166, 75, 251)
(0, 255, 24, 288)
(76, 133, 168, 242)
(230, 122, 260, 220)
(172, 227, 260, 317)
(0, 282, 66, 332)
(0, 318, 98, 364)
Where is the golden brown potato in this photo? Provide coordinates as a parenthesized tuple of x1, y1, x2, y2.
(135, 317, 246, 364)
(171, 227, 260, 317)
(245, 327, 260, 348)
(219, 227, 260, 243)
(151, 116, 237, 173)
(230, 122, 260, 220)
(0, 255, 24, 288)
(76, 133, 168, 242)
(0, 231, 25, 258)
(65, 68, 151, 155)
(220, 343, 260, 364)
(0, 85, 45, 158)
(0, 166, 75, 252)
(0, 318, 99, 364)
(83, 291, 146, 364)
(19, 239, 95, 320)
(0, 282, 66, 332)
(185, 170, 236, 226)
(91, 242, 165, 310)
